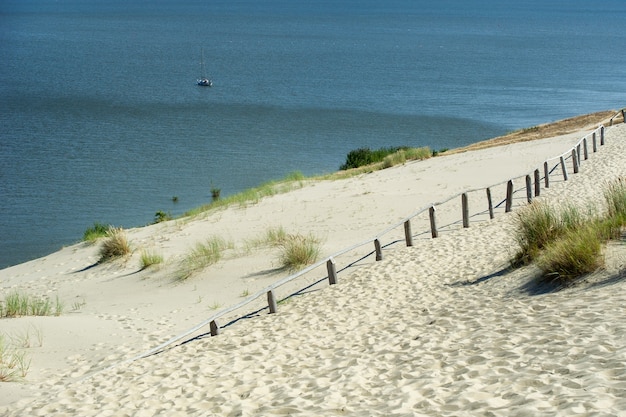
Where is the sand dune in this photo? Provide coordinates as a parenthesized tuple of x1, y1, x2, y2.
(1, 122, 625, 416)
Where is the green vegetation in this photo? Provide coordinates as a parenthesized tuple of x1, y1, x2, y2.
(243, 226, 289, 253)
(153, 210, 172, 224)
(513, 178, 626, 284)
(83, 222, 111, 243)
(210, 184, 221, 201)
(177, 236, 233, 280)
(605, 177, 626, 223)
(139, 250, 164, 270)
(185, 171, 306, 217)
(1, 291, 64, 318)
(339, 146, 431, 170)
(98, 227, 132, 263)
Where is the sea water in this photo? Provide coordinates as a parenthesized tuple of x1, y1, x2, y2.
(1, 0, 625, 268)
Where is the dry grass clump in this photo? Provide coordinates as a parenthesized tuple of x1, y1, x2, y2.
(0, 334, 31, 382)
(98, 227, 132, 263)
(277, 233, 321, 271)
(177, 236, 232, 280)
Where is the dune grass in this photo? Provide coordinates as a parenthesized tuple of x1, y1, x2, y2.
(184, 172, 307, 217)
(0, 334, 31, 382)
(183, 146, 431, 219)
(513, 178, 626, 284)
(277, 233, 322, 271)
(139, 250, 164, 270)
(98, 227, 132, 263)
(177, 236, 233, 280)
(0, 291, 64, 318)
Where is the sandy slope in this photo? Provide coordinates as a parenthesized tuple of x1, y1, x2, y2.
(1, 121, 625, 416)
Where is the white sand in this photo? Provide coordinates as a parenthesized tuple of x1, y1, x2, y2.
(1, 123, 625, 416)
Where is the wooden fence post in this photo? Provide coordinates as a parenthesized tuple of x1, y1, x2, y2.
(327, 258, 338, 285)
(429, 206, 438, 238)
(210, 320, 220, 336)
(601, 125, 606, 145)
(576, 144, 581, 165)
(572, 149, 579, 174)
(404, 220, 413, 247)
(267, 290, 278, 314)
(486, 187, 494, 219)
(534, 169, 540, 197)
(374, 239, 383, 261)
(583, 138, 588, 160)
(525, 175, 532, 203)
(544, 161, 549, 188)
(593, 132, 597, 152)
(505, 180, 513, 213)
(462, 193, 469, 228)
(560, 156, 568, 181)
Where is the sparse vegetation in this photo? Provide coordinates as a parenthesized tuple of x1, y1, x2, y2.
(0, 291, 64, 318)
(177, 236, 232, 280)
(513, 178, 626, 284)
(185, 171, 307, 217)
(140, 250, 164, 270)
(0, 334, 31, 382)
(277, 233, 321, 271)
(211, 185, 221, 202)
(98, 227, 132, 263)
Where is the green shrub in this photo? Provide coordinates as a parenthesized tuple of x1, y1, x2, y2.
(340, 147, 407, 170)
(153, 210, 172, 224)
(83, 222, 111, 242)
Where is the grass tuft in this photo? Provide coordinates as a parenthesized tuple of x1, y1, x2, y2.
(139, 250, 164, 270)
(512, 201, 573, 266)
(605, 177, 626, 224)
(513, 179, 626, 285)
(277, 233, 321, 271)
(536, 224, 603, 282)
(1, 291, 64, 318)
(177, 236, 232, 280)
(0, 339, 29, 382)
(98, 227, 132, 263)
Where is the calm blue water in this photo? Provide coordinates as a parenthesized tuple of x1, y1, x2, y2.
(1, 0, 625, 268)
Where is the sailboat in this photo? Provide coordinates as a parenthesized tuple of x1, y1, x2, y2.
(197, 49, 213, 87)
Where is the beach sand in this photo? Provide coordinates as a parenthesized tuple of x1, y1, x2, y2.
(1, 120, 625, 416)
